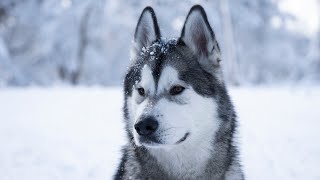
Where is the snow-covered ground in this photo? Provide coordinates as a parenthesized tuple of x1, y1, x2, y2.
(0, 87, 319, 180)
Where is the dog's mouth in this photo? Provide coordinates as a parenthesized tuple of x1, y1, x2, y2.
(175, 132, 190, 144)
(138, 132, 190, 148)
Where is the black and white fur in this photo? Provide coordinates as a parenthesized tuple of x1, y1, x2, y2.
(115, 5, 244, 180)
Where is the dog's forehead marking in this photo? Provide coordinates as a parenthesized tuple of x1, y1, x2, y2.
(157, 66, 180, 94)
(140, 65, 180, 96)
(140, 65, 155, 95)
(139, 64, 184, 95)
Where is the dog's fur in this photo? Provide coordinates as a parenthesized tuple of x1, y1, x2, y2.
(114, 5, 244, 180)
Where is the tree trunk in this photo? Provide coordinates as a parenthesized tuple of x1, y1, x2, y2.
(71, 6, 92, 85)
(218, 0, 239, 85)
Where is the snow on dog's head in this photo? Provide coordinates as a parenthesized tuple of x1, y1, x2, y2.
(124, 6, 223, 148)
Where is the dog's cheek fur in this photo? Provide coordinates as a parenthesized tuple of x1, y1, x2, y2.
(155, 88, 220, 145)
(148, 88, 222, 177)
(126, 96, 141, 146)
(153, 98, 189, 144)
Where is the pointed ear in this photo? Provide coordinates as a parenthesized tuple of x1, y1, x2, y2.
(180, 5, 221, 65)
(131, 7, 161, 60)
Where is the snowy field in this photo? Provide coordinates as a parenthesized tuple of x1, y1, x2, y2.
(0, 86, 319, 180)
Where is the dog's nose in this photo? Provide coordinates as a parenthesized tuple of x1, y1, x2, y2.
(134, 117, 158, 136)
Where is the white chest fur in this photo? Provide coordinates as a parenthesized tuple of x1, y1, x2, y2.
(149, 131, 216, 179)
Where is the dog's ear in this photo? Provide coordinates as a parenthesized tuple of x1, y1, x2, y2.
(131, 7, 161, 60)
(180, 5, 221, 67)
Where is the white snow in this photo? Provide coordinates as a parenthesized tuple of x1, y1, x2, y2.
(231, 87, 320, 180)
(0, 87, 320, 180)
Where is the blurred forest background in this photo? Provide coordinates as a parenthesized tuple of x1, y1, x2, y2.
(0, 0, 319, 86)
(0, 1, 319, 179)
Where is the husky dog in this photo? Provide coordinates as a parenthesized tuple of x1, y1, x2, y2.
(114, 5, 244, 180)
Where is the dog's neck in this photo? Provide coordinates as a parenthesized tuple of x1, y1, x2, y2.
(148, 134, 214, 179)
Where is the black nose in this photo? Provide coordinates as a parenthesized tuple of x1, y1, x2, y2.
(134, 117, 159, 136)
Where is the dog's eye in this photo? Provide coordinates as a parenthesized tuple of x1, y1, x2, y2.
(170, 85, 185, 96)
(137, 87, 145, 96)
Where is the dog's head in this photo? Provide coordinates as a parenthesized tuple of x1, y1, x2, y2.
(124, 5, 224, 148)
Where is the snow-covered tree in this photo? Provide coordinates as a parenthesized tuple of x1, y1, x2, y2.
(0, 0, 318, 86)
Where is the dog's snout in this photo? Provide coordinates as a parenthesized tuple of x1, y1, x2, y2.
(134, 117, 158, 136)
